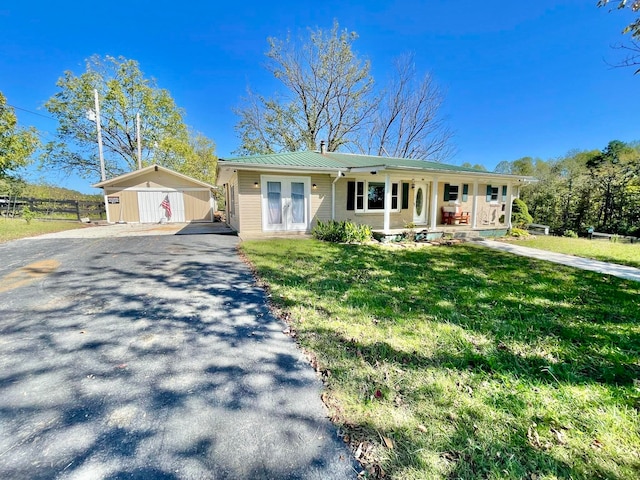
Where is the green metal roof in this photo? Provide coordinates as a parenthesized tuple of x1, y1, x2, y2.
(220, 150, 490, 174)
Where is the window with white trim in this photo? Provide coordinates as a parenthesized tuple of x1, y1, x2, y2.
(347, 180, 401, 212)
(486, 185, 499, 202)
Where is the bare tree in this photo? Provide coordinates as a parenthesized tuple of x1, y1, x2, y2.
(356, 54, 454, 161)
(234, 21, 375, 155)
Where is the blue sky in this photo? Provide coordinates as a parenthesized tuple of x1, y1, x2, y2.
(1, 1, 638, 193)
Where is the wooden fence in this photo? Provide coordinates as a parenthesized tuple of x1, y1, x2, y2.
(0, 196, 106, 221)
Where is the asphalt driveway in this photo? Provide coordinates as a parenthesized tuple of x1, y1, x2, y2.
(0, 229, 356, 479)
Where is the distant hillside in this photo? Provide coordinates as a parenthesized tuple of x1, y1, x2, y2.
(21, 184, 102, 202)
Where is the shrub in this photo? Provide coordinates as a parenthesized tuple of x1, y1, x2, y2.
(508, 227, 530, 238)
(563, 229, 578, 238)
(512, 198, 533, 228)
(21, 206, 36, 224)
(312, 220, 372, 243)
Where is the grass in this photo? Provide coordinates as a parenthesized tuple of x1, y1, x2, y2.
(508, 236, 640, 269)
(241, 239, 640, 480)
(0, 217, 85, 243)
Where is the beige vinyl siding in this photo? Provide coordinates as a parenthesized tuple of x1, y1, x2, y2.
(477, 183, 507, 226)
(105, 190, 140, 223)
(333, 178, 413, 229)
(237, 171, 262, 234)
(227, 174, 240, 232)
(114, 170, 206, 189)
(183, 191, 212, 222)
(235, 171, 333, 234)
(309, 174, 332, 227)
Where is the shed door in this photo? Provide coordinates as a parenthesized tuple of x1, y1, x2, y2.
(138, 191, 185, 223)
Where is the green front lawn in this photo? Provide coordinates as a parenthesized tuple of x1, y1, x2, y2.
(242, 239, 640, 480)
(0, 218, 85, 243)
(510, 236, 640, 269)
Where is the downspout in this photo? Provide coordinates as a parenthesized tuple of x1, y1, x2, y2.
(331, 170, 343, 221)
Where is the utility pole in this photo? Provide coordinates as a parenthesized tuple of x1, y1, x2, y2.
(93, 89, 106, 181)
(136, 112, 142, 170)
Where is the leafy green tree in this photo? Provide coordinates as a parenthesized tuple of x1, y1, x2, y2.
(155, 131, 218, 185)
(598, 1, 640, 72)
(0, 91, 39, 179)
(511, 198, 533, 228)
(461, 162, 487, 171)
(44, 55, 215, 181)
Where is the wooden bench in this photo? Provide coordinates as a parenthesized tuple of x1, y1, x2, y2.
(442, 207, 470, 225)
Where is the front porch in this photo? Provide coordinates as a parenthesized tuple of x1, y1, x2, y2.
(372, 224, 509, 243)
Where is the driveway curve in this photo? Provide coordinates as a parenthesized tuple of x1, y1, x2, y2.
(0, 229, 356, 479)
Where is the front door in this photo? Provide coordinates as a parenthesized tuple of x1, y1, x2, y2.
(413, 183, 428, 224)
(261, 176, 310, 231)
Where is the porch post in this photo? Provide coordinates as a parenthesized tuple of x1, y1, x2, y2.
(429, 177, 438, 230)
(384, 174, 391, 232)
(472, 180, 479, 229)
(505, 183, 513, 229)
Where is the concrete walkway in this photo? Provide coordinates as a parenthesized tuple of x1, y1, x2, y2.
(479, 240, 640, 282)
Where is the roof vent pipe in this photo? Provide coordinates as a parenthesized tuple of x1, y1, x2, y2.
(320, 140, 327, 154)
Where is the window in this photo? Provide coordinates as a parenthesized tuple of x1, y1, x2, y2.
(267, 181, 282, 225)
(356, 181, 365, 210)
(462, 184, 469, 202)
(347, 180, 400, 212)
(444, 184, 459, 201)
(501, 185, 508, 202)
(368, 182, 385, 209)
(486, 184, 499, 202)
(392, 183, 399, 210)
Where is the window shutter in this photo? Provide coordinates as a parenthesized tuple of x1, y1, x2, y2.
(402, 183, 409, 209)
(486, 185, 492, 202)
(462, 184, 469, 202)
(502, 185, 508, 201)
(347, 181, 355, 210)
(444, 183, 450, 201)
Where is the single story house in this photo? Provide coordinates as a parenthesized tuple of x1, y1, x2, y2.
(216, 149, 535, 238)
(93, 164, 217, 224)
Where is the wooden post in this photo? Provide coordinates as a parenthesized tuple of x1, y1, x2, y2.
(75, 200, 81, 221)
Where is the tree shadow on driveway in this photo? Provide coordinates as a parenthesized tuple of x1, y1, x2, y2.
(0, 234, 356, 479)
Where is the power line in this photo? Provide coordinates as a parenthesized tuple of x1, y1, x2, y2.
(6, 103, 57, 121)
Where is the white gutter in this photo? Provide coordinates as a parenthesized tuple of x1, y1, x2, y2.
(331, 170, 344, 220)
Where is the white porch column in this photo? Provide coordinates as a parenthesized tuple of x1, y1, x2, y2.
(383, 173, 391, 232)
(472, 180, 479, 229)
(429, 177, 438, 230)
(505, 183, 514, 229)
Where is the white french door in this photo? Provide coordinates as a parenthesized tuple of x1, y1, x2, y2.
(413, 182, 428, 224)
(261, 176, 310, 231)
